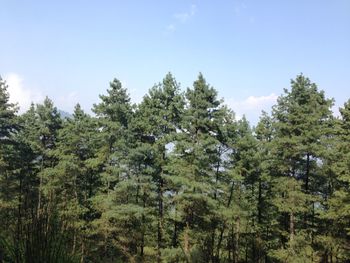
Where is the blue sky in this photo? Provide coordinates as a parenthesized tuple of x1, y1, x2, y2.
(1, 0, 349, 124)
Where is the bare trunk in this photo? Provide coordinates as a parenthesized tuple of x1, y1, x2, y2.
(157, 177, 164, 263)
(184, 222, 190, 257)
(72, 175, 78, 255)
(15, 176, 23, 263)
(37, 174, 43, 218)
(72, 231, 76, 255)
(80, 240, 85, 263)
(212, 151, 221, 262)
(305, 153, 310, 192)
(290, 211, 294, 242)
(37, 157, 44, 218)
(216, 180, 235, 258)
(234, 217, 240, 263)
(140, 193, 146, 259)
(214, 147, 221, 200)
(172, 192, 178, 247)
(258, 178, 262, 223)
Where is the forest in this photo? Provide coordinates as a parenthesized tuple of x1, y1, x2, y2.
(0, 73, 349, 263)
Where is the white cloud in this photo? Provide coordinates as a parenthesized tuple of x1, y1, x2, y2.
(234, 1, 247, 15)
(4, 73, 80, 114)
(237, 93, 278, 110)
(174, 4, 197, 23)
(227, 93, 278, 124)
(166, 24, 176, 32)
(249, 16, 255, 24)
(4, 73, 44, 113)
(174, 13, 190, 23)
(165, 4, 197, 34)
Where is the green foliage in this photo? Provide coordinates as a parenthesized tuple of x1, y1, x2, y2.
(0, 73, 349, 262)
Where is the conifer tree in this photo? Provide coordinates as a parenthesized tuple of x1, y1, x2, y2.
(91, 78, 134, 261)
(34, 97, 63, 215)
(0, 72, 349, 262)
(254, 111, 276, 262)
(92, 78, 132, 193)
(320, 100, 350, 260)
(0, 76, 18, 208)
(131, 73, 185, 261)
(50, 104, 100, 262)
(0, 76, 20, 262)
(19, 98, 65, 262)
(167, 73, 228, 261)
(270, 74, 334, 261)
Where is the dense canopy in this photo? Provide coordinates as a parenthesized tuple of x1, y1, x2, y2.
(0, 73, 349, 262)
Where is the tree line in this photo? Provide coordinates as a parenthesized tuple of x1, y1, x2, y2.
(0, 73, 349, 262)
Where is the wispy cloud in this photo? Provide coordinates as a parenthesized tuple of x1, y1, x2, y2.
(234, 1, 247, 15)
(166, 23, 176, 32)
(4, 73, 44, 113)
(165, 4, 197, 34)
(233, 1, 255, 24)
(227, 93, 278, 123)
(249, 16, 255, 24)
(174, 4, 197, 23)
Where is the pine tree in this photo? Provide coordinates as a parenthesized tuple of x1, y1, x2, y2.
(0, 72, 349, 262)
(0, 76, 20, 262)
(34, 97, 63, 215)
(18, 98, 66, 262)
(320, 100, 350, 260)
(221, 116, 262, 262)
(92, 78, 132, 193)
(91, 78, 134, 261)
(166, 73, 228, 261)
(0, 76, 18, 210)
(254, 111, 276, 262)
(269, 74, 334, 261)
(50, 104, 100, 262)
(131, 73, 185, 261)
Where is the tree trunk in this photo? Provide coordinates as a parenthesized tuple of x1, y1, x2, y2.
(290, 211, 294, 242)
(258, 178, 262, 224)
(80, 239, 85, 263)
(234, 217, 240, 263)
(15, 175, 23, 263)
(184, 221, 190, 257)
(141, 192, 146, 259)
(212, 152, 221, 262)
(72, 231, 76, 255)
(172, 192, 178, 247)
(37, 157, 44, 219)
(305, 153, 310, 192)
(157, 177, 164, 263)
(216, 180, 235, 259)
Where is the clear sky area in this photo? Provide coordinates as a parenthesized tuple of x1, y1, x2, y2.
(1, 0, 349, 124)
